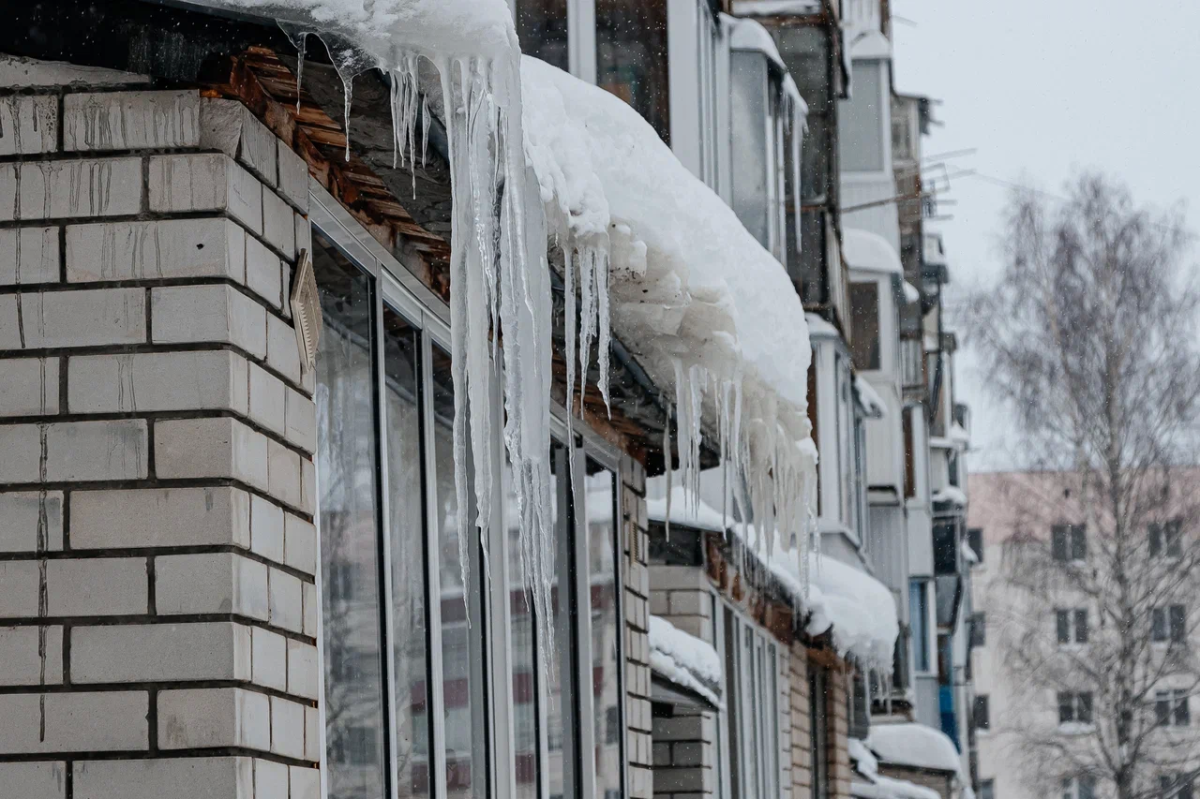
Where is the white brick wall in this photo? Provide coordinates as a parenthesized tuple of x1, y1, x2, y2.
(0, 65, 319, 797)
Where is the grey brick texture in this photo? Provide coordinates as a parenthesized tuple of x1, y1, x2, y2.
(0, 60, 319, 797)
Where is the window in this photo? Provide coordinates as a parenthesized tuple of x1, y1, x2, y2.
(312, 205, 625, 799)
(596, 0, 670, 143)
(849, 282, 881, 370)
(1058, 692, 1093, 725)
(1056, 609, 1089, 645)
(1150, 520, 1183, 558)
(1160, 774, 1195, 799)
(515, 0, 569, 71)
(910, 579, 931, 672)
(1155, 690, 1190, 727)
(731, 51, 773, 250)
(587, 459, 625, 799)
(838, 60, 886, 173)
(836, 355, 856, 530)
(1051, 524, 1086, 562)
(974, 695, 990, 731)
(1063, 776, 1096, 799)
(980, 779, 995, 799)
(810, 666, 830, 799)
(967, 528, 985, 564)
(726, 611, 782, 799)
(970, 612, 987, 648)
(1152, 606, 1187, 644)
(315, 236, 389, 799)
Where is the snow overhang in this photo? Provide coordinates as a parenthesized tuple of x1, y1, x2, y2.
(730, 17, 787, 71)
(731, 0, 824, 17)
(848, 28, 892, 60)
(854, 375, 887, 419)
(843, 228, 903, 275)
(867, 723, 966, 779)
(649, 616, 723, 710)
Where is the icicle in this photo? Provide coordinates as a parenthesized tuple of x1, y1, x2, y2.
(596, 250, 612, 415)
(564, 247, 577, 449)
(663, 410, 673, 541)
(578, 248, 597, 421)
(294, 32, 307, 113)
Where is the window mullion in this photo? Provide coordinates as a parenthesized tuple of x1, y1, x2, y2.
(422, 329, 450, 799)
(375, 282, 402, 799)
(573, 442, 598, 799)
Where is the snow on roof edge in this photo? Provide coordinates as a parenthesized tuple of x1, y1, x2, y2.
(854, 375, 887, 419)
(649, 615, 724, 709)
(730, 17, 786, 70)
(867, 723, 964, 777)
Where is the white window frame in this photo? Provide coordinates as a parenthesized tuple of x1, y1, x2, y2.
(668, 0, 721, 188)
(505, 0, 596, 83)
(309, 180, 627, 799)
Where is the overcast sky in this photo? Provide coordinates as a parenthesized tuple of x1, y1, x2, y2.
(890, 0, 1200, 470)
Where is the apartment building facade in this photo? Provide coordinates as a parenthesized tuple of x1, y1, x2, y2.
(0, 3, 970, 799)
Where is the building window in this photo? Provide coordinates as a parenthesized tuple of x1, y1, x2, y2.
(980, 779, 995, 799)
(1150, 520, 1183, 558)
(596, 0, 670, 143)
(970, 612, 987, 648)
(838, 60, 886, 173)
(967, 527, 984, 563)
(849, 282, 881, 370)
(1155, 690, 1190, 727)
(810, 666, 830, 799)
(1152, 605, 1187, 644)
(587, 458, 626, 799)
(909, 578, 931, 673)
(1058, 692, 1094, 726)
(1051, 524, 1086, 562)
(974, 695, 990, 731)
(312, 202, 625, 799)
(515, 0, 569, 71)
(1161, 774, 1195, 799)
(1055, 608, 1089, 645)
(726, 611, 782, 799)
(315, 235, 390, 799)
(1063, 776, 1096, 799)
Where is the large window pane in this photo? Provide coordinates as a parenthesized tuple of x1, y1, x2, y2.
(839, 61, 885, 173)
(315, 234, 388, 799)
(586, 460, 623, 799)
(596, 0, 670, 144)
(547, 444, 578, 799)
(516, 0, 569, 71)
(432, 344, 489, 798)
(383, 308, 431, 799)
(506, 462, 540, 799)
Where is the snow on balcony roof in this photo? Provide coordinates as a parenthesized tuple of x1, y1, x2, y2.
(766, 543, 898, 668)
(844, 228, 903, 275)
(730, 18, 786, 71)
(854, 375, 887, 419)
(949, 422, 971, 448)
(522, 55, 817, 561)
(183, 0, 517, 59)
(731, 0, 824, 16)
(961, 541, 980, 565)
(902, 280, 921, 304)
(852, 776, 942, 799)
(867, 723, 964, 777)
(649, 615, 723, 708)
(848, 28, 892, 60)
(805, 312, 840, 339)
(646, 482, 731, 534)
(932, 485, 967, 506)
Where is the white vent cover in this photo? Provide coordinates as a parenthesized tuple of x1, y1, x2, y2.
(290, 248, 322, 373)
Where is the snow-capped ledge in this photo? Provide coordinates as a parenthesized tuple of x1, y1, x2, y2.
(867, 723, 965, 777)
(522, 56, 818, 562)
(649, 615, 724, 709)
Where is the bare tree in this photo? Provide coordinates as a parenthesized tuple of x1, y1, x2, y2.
(971, 173, 1200, 799)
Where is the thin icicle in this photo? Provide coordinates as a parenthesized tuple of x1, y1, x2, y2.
(294, 32, 308, 113)
(663, 411, 672, 541)
(595, 250, 612, 415)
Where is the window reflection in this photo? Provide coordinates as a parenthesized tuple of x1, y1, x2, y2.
(505, 460, 540, 799)
(547, 443, 577, 799)
(516, 0, 569, 72)
(432, 344, 490, 799)
(596, 0, 670, 144)
(586, 460, 624, 799)
(314, 234, 389, 799)
(383, 308, 431, 798)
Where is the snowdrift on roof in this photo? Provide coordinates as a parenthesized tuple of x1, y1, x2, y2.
(868, 723, 964, 776)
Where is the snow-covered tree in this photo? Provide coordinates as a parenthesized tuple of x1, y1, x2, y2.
(972, 174, 1200, 799)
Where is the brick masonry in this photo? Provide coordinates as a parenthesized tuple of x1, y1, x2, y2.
(0, 56, 318, 799)
(623, 455, 655, 799)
